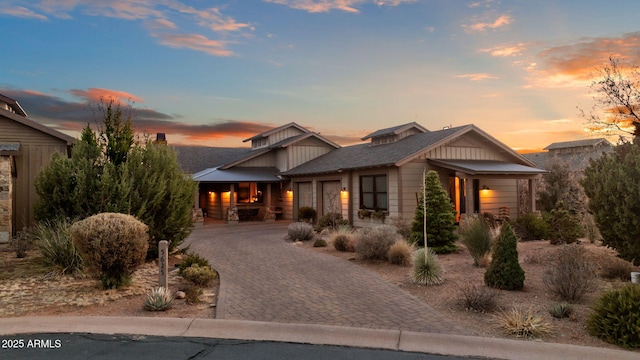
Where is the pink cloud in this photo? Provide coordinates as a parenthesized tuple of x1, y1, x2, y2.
(69, 88, 144, 104)
(0, 6, 48, 20)
(264, 0, 364, 13)
(455, 73, 499, 81)
(481, 42, 528, 57)
(463, 14, 512, 33)
(156, 33, 234, 57)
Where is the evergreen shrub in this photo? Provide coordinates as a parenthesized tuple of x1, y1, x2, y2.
(587, 284, 640, 348)
(513, 212, 549, 241)
(181, 264, 217, 287)
(297, 206, 317, 222)
(546, 202, 584, 245)
(484, 222, 525, 290)
(70, 213, 148, 289)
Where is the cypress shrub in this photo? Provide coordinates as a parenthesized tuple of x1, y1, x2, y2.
(484, 222, 525, 290)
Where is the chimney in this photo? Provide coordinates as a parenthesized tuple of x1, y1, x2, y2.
(154, 133, 167, 145)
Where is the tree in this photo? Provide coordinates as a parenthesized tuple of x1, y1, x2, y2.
(581, 56, 640, 139)
(537, 157, 586, 215)
(581, 141, 640, 265)
(484, 222, 525, 290)
(34, 99, 196, 258)
(410, 170, 458, 254)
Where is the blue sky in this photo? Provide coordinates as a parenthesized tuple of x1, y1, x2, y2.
(2, 0, 640, 151)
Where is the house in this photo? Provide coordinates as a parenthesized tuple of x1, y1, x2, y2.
(0, 94, 75, 240)
(523, 138, 614, 172)
(180, 122, 546, 225)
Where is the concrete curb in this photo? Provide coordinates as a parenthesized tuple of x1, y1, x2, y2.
(0, 317, 637, 360)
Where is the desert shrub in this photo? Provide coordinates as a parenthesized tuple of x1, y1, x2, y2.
(496, 307, 553, 338)
(484, 222, 525, 291)
(513, 212, 549, 241)
(598, 255, 637, 281)
(353, 225, 400, 260)
(582, 213, 600, 244)
(10, 227, 32, 258)
(287, 222, 315, 241)
(459, 283, 498, 312)
(297, 206, 317, 223)
(587, 284, 640, 349)
(144, 286, 174, 311)
(548, 303, 573, 319)
(409, 170, 458, 254)
(333, 234, 354, 252)
(411, 248, 445, 285)
(178, 252, 211, 274)
(317, 213, 348, 230)
(181, 264, 217, 287)
(184, 285, 203, 304)
(35, 219, 83, 275)
(313, 238, 327, 247)
(543, 244, 596, 302)
(387, 239, 414, 266)
(461, 218, 493, 267)
(389, 216, 411, 240)
(546, 202, 584, 245)
(70, 213, 149, 289)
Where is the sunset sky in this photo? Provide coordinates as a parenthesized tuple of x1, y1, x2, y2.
(2, 0, 640, 152)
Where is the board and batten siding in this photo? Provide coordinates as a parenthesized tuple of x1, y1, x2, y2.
(267, 127, 306, 145)
(235, 151, 276, 167)
(478, 179, 518, 217)
(0, 116, 71, 231)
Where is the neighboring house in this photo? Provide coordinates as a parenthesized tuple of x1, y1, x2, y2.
(0, 94, 75, 240)
(523, 138, 614, 171)
(179, 122, 546, 225)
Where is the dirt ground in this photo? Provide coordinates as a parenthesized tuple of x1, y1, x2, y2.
(1, 237, 638, 353)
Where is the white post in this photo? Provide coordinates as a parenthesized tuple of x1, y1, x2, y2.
(158, 240, 168, 288)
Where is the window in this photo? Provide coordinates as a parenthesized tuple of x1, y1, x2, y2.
(360, 175, 387, 210)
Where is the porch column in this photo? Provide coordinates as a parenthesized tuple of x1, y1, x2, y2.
(229, 183, 235, 208)
(194, 183, 200, 209)
(465, 177, 474, 218)
(266, 184, 272, 207)
(529, 179, 536, 212)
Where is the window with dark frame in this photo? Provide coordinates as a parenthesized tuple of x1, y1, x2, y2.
(360, 174, 388, 210)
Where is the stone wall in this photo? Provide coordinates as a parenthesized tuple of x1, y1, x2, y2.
(0, 156, 12, 243)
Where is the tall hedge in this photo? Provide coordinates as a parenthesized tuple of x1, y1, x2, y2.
(582, 141, 640, 265)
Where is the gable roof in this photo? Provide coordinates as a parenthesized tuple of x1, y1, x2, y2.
(361, 122, 428, 140)
(544, 138, 612, 150)
(0, 108, 75, 145)
(173, 146, 252, 174)
(243, 122, 309, 142)
(283, 124, 536, 176)
(0, 93, 27, 117)
(192, 167, 281, 183)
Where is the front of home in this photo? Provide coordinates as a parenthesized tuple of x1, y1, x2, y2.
(178, 122, 546, 226)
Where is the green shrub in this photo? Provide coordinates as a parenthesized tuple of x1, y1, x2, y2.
(70, 213, 149, 289)
(549, 303, 573, 319)
(459, 283, 498, 312)
(184, 285, 203, 304)
(409, 170, 458, 254)
(484, 222, 525, 291)
(313, 238, 327, 247)
(542, 244, 596, 302)
(178, 252, 211, 274)
(144, 286, 174, 311)
(461, 218, 493, 267)
(496, 307, 553, 339)
(411, 248, 445, 285)
(513, 212, 549, 241)
(546, 202, 584, 245)
(587, 284, 640, 349)
(297, 206, 317, 222)
(181, 264, 217, 287)
(353, 225, 399, 260)
(35, 219, 84, 275)
(387, 239, 413, 266)
(287, 222, 315, 241)
(317, 213, 348, 230)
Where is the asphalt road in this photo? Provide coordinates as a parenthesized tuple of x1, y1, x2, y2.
(0, 333, 482, 360)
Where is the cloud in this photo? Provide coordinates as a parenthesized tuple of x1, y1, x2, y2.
(463, 13, 512, 33)
(0, 6, 48, 20)
(68, 88, 143, 104)
(264, 0, 415, 13)
(481, 42, 528, 57)
(155, 33, 234, 57)
(4, 1, 252, 57)
(455, 73, 499, 81)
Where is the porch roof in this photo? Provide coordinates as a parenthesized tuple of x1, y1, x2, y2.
(192, 166, 282, 183)
(429, 159, 547, 176)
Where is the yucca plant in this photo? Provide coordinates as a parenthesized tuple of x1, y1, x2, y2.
(144, 286, 174, 311)
(549, 303, 573, 319)
(496, 307, 553, 338)
(411, 248, 445, 285)
(35, 219, 84, 275)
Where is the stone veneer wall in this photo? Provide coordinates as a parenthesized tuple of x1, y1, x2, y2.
(0, 156, 11, 243)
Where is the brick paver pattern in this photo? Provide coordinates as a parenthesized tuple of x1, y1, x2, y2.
(185, 222, 469, 335)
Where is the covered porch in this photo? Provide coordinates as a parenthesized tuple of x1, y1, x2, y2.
(192, 167, 293, 222)
(429, 159, 546, 223)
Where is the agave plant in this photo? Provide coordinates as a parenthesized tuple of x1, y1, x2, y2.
(549, 303, 573, 319)
(144, 286, 174, 311)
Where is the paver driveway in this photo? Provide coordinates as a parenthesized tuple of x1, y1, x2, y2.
(184, 221, 469, 334)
